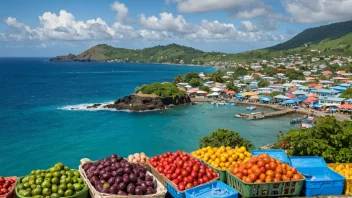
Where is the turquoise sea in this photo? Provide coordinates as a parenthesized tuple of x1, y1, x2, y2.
(0, 58, 298, 176)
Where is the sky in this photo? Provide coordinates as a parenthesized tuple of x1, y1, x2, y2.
(1, 0, 352, 57)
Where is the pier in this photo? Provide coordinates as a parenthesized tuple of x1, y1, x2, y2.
(238, 108, 296, 120)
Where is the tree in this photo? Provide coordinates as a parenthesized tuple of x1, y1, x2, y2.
(184, 72, 199, 82)
(258, 80, 270, 88)
(275, 116, 352, 163)
(340, 88, 352, 98)
(136, 82, 186, 98)
(263, 67, 277, 76)
(188, 78, 200, 87)
(173, 74, 184, 84)
(270, 91, 285, 97)
(285, 69, 305, 81)
(226, 81, 239, 92)
(199, 86, 210, 92)
(200, 129, 254, 151)
(210, 72, 223, 83)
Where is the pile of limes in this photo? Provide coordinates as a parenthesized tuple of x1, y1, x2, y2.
(191, 146, 252, 170)
(16, 163, 86, 198)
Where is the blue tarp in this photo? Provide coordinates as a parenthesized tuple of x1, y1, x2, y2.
(298, 95, 308, 101)
(291, 98, 301, 103)
(235, 94, 244, 98)
(313, 104, 323, 108)
(260, 97, 271, 102)
(284, 100, 295, 104)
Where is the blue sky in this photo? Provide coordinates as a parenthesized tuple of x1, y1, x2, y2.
(1, 0, 352, 57)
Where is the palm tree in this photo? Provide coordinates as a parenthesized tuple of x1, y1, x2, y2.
(210, 72, 223, 83)
(173, 74, 184, 84)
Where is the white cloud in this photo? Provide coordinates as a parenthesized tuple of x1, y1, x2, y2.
(283, 0, 352, 23)
(240, 21, 259, 32)
(236, 8, 267, 19)
(111, 1, 129, 23)
(139, 12, 195, 33)
(173, 0, 256, 13)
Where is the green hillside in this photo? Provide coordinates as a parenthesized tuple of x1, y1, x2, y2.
(50, 20, 352, 63)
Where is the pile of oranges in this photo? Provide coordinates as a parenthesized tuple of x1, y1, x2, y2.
(229, 153, 303, 183)
(191, 146, 252, 170)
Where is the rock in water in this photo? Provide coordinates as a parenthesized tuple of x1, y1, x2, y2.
(103, 94, 191, 111)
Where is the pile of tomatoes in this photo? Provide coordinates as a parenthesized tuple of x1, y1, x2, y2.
(149, 151, 218, 191)
(229, 153, 303, 183)
(0, 176, 16, 195)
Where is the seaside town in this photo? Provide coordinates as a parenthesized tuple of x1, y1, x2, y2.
(174, 54, 352, 124)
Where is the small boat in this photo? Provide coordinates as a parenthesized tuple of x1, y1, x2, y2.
(218, 102, 226, 105)
(306, 117, 315, 123)
(251, 112, 263, 115)
(235, 114, 242, 118)
(290, 118, 302, 124)
(301, 123, 313, 129)
(229, 102, 236, 106)
(247, 106, 256, 111)
(211, 102, 217, 105)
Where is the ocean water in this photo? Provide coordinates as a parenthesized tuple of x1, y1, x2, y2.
(0, 58, 297, 176)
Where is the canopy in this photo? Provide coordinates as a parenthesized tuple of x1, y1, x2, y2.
(339, 104, 352, 109)
(207, 92, 219, 96)
(313, 104, 323, 108)
(260, 97, 271, 102)
(283, 100, 295, 104)
(235, 94, 244, 98)
(211, 87, 222, 92)
(226, 91, 236, 95)
(274, 94, 290, 100)
(185, 85, 192, 88)
(291, 98, 301, 103)
(298, 95, 308, 101)
(196, 90, 208, 94)
(241, 92, 257, 97)
(250, 95, 259, 100)
(292, 90, 307, 95)
(286, 93, 296, 98)
(219, 89, 229, 93)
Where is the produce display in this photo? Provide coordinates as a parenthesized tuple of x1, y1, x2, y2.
(229, 153, 303, 183)
(191, 146, 252, 170)
(127, 153, 148, 165)
(16, 163, 86, 198)
(149, 150, 218, 191)
(82, 154, 157, 195)
(329, 164, 352, 194)
(0, 176, 16, 195)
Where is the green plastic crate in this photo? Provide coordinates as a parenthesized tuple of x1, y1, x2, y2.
(226, 171, 305, 197)
(15, 176, 89, 198)
(202, 161, 227, 183)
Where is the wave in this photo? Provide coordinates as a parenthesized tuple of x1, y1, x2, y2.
(58, 101, 163, 112)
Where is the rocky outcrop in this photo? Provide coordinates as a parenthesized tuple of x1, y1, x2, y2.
(99, 94, 191, 111)
(49, 53, 77, 62)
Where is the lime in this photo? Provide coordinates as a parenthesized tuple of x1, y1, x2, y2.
(33, 195, 45, 198)
(35, 170, 41, 175)
(51, 177, 59, 185)
(31, 184, 37, 189)
(72, 177, 77, 183)
(31, 170, 36, 175)
(64, 166, 70, 171)
(40, 173, 46, 177)
(17, 183, 25, 190)
(49, 167, 56, 173)
(22, 177, 29, 183)
(23, 182, 30, 188)
(57, 189, 64, 196)
(59, 179, 66, 185)
(50, 193, 60, 198)
(65, 177, 72, 184)
(41, 180, 51, 188)
(54, 163, 64, 170)
(67, 183, 73, 190)
(58, 184, 67, 191)
(19, 189, 27, 196)
(73, 183, 82, 191)
(64, 189, 73, 196)
(36, 177, 44, 185)
(51, 184, 58, 193)
(29, 175, 36, 180)
(52, 172, 61, 178)
(76, 178, 83, 184)
(45, 173, 52, 178)
(31, 188, 42, 196)
(60, 170, 66, 175)
(28, 179, 36, 185)
(42, 188, 51, 196)
(22, 189, 32, 197)
(60, 175, 67, 180)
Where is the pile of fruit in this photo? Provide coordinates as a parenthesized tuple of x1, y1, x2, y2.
(82, 154, 157, 195)
(127, 152, 148, 165)
(229, 153, 303, 183)
(329, 164, 352, 194)
(0, 176, 16, 195)
(191, 146, 252, 170)
(149, 150, 218, 191)
(16, 163, 86, 198)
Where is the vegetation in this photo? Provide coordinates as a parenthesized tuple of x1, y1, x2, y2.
(258, 80, 270, 88)
(135, 82, 186, 98)
(226, 81, 239, 92)
(270, 91, 285, 97)
(173, 74, 184, 84)
(199, 86, 210, 92)
(188, 78, 201, 87)
(285, 69, 305, 81)
(200, 129, 254, 151)
(275, 116, 352, 163)
(209, 72, 223, 83)
(340, 88, 352, 98)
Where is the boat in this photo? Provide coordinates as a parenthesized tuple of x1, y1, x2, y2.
(247, 106, 257, 111)
(301, 123, 313, 129)
(251, 112, 263, 115)
(229, 102, 236, 106)
(235, 114, 242, 118)
(306, 116, 315, 123)
(218, 102, 226, 105)
(290, 118, 303, 124)
(210, 102, 217, 105)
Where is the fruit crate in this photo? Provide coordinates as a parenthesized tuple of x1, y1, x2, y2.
(185, 181, 238, 198)
(226, 171, 304, 197)
(164, 175, 219, 198)
(15, 176, 89, 198)
(202, 161, 227, 183)
(0, 176, 16, 198)
(79, 158, 166, 198)
(289, 156, 345, 196)
(146, 159, 167, 187)
(251, 150, 290, 165)
(327, 163, 352, 195)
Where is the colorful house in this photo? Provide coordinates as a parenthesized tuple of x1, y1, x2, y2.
(311, 89, 339, 97)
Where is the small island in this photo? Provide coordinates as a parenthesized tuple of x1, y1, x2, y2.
(86, 82, 191, 111)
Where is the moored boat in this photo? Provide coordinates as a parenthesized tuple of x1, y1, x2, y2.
(290, 118, 302, 124)
(247, 106, 257, 111)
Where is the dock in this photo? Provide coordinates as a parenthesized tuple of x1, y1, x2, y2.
(237, 108, 296, 120)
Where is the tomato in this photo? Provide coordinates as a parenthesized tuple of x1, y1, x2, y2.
(286, 170, 294, 178)
(264, 164, 271, 171)
(157, 166, 164, 173)
(259, 173, 266, 181)
(248, 173, 257, 181)
(166, 174, 172, 180)
(198, 178, 204, 184)
(190, 171, 197, 178)
(192, 165, 200, 172)
(172, 178, 180, 185)
(185, 183, 193, 189)
(235, 172, 243, 179)
(212, 172, 218, 178)
(178, 182, 185, 191)
(186, 167, 192, 173)
(177, 175, 183, 180)
(242, 169, 248, 176)
(202, 175, 209, 183)
(172, 173, 178, 179)
(183, 177, 190, 183)
(181, 170, 188, 177)
(270, 162, 277, 171)
(266, 170, 275, 178)
(265, 176, 272, 183)
(199, 168, 205, 175)
(193, 181, 199, 186)
(187, 176, 194, 183)
(177, 160, 184, 167)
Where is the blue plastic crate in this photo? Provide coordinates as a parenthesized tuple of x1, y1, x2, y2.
(251, 149, 290, 164)
(185, 181, 238, 198)
(166, 183, 185, 198)
(289, 156, 345, 196)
